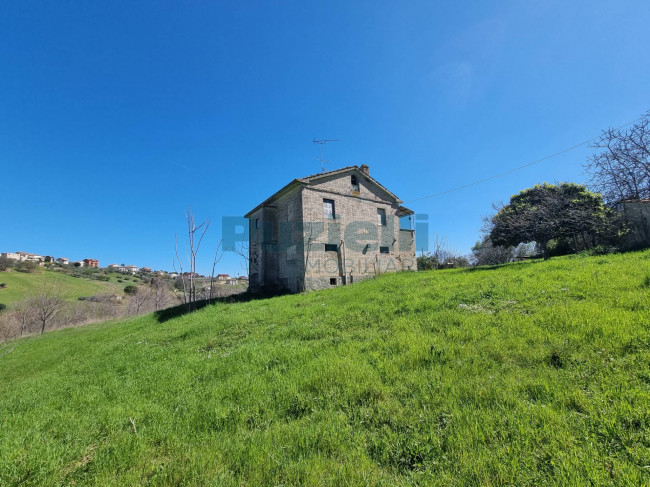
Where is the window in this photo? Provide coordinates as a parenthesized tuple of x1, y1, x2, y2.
(330, 278, 337, 285)
(255, 218, 259, 229)
(380, 246, 389, 254)
(377, 208, 387, 226)
(323, 199, 335, 219)
(325, 244, 338, 252)
(351, 174, 359, 191)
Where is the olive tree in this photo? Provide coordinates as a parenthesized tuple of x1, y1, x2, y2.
(490, 183, 621, 259)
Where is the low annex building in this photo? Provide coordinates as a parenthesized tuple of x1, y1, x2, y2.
(245, 164, 416, 293)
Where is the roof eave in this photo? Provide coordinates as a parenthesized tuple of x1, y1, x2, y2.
(244, 180, 306, 218)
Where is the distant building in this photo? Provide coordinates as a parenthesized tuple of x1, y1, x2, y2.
(16, 252, 45, 263)
(1, 252, 21, 261)
(140, 267, 152, 273)
(72, 261, 85, 267)
(107, 264, 121, 270)
(56, 257, 69, 265)
(216, 273, 230, 280)
(84, 258, 99, 268)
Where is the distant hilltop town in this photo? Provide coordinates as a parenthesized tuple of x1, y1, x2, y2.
(0, 251, 247, 284)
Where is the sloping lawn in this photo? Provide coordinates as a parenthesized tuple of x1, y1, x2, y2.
(0, 251, 649, 485)
(0, 269, 122, 307)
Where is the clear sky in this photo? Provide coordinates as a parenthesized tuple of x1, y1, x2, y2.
(2, 1, 649, 275)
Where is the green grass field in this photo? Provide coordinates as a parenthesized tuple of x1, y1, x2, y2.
(1, 251, 649, 485)
(0, 269, 124, 308)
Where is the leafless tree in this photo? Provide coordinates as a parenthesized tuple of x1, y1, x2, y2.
(232, 240, 250, 278)
(586, 111, 650, 205)
(208, 240, 224, 303)
(127, 286, 153, 315)
(12, 300, 35, 337)
(28, 285, 65, 334)
(150, 278, 171, 311)
(174, 208, 211, 311)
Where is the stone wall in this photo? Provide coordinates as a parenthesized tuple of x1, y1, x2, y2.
(301, 169, 416, 291)
(248, 186, 304, 293)
(623, 200, 650, 249)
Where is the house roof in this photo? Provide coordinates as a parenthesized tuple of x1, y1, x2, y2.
(397, 205, 414, 216)
(244, 165, 404, 217)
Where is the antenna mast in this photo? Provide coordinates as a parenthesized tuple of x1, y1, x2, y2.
(313, 138, 339, 172)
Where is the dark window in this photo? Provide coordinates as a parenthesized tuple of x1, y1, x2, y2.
(329, 278, 337, 285)
(323, 199, 335, 219)
(255, 218, 259, 229)
(325, 244, 338, 252)
(377, 208, 387, 226)
(351, 174, 359, 191)
(380, 246, 389, 254)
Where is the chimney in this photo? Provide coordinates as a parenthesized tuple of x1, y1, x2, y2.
(359, 164, 370, 175)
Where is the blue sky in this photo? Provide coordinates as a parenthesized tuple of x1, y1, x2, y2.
(2, 0, 649, 275)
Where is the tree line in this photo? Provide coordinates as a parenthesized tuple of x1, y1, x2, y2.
(474, 111, 650, 264)
(419, 110, 650, 268)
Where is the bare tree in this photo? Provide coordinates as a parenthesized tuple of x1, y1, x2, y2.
(208, 240, 224, 303)
(586, 111, 650, 204)
(28, 285, 65, 334)
(174, 208, 211, 311)
(127, 286, 153, 315)
(150, 278, 171, 311)
(0, 312, 18, 342)
(12, 301, 35, 337)
(232, 240, 249, 278)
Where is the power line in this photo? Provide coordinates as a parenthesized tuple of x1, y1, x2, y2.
(406, 116, 645, 203)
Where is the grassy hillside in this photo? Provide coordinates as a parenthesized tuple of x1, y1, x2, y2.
(0, 269, 123, 308)
(1, 251, 649, 486)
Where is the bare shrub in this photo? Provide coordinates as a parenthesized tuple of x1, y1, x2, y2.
(126, 286, 156, 315)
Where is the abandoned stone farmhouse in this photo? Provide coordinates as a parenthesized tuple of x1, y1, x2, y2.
(245, 164, 417, 293)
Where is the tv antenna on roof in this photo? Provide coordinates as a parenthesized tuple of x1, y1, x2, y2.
(313, 138, 339, 172)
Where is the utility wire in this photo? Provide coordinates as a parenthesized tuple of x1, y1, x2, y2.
(406, 116, 645, 203)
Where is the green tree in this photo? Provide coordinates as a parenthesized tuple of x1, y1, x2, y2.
(490, 183, 621, 260)
(15, 261, 40, 273)
(0, 257, 12, 272)
(123, 285, 138, 295)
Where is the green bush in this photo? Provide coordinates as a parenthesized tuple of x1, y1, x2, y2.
(15, 261, 40, 273)
(0, 257, 13, 271)
(124, 285, 138, 295)
(579, 245, 618, 257)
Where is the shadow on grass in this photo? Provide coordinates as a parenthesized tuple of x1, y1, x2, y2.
(153, 291, 285, 323)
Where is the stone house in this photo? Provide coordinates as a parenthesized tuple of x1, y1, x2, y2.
(622, 199, 650, 249)
(245, 164, 416, 293)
